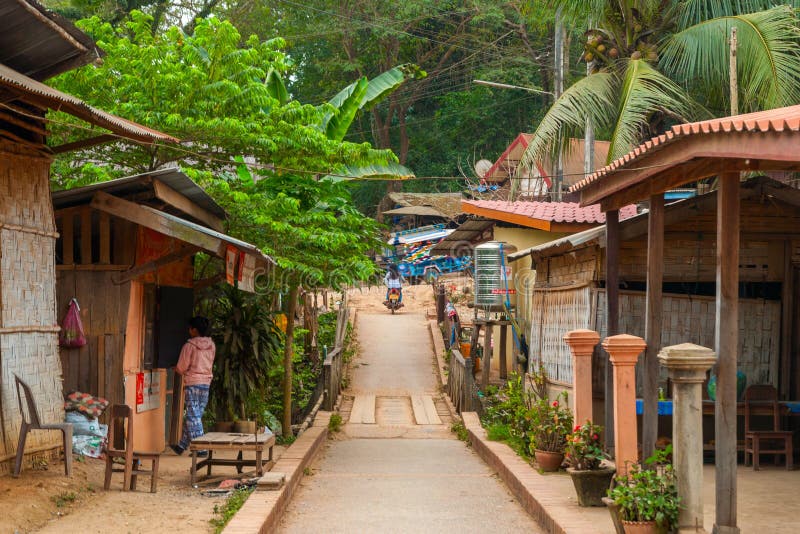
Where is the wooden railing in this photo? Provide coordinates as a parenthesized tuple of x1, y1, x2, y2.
(322, 304, 350, 411)
(447, 347, 477, 413)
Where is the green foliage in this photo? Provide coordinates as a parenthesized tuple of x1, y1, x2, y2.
(608, 446, 679, 529)
(210, 487, 255, 533)
(565, 421, 607, 470)
(524, 0, 800, 166)
(526, 393, 573, 454)
(202, 285, 282, 421)
(451, 419, 469, 442)
(51, 491, 78, 508)
(328, 413, 342, 432)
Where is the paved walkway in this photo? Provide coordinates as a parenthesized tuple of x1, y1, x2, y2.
(277, 312, 542, 533)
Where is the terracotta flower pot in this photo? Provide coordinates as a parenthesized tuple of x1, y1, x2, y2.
(214, 421, 234, 432)
(534, 449, 564, 472)
(567, 466, 616, 506)
(622, 520, 658, 534)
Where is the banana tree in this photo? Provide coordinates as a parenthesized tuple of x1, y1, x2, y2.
(265, 64, 425, 181)
(521, 2, 800, 169)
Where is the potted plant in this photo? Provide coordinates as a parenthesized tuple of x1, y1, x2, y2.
(528, 393, 573, 472)
(607, 448, 679, 534)
(565, 421, 615, 506)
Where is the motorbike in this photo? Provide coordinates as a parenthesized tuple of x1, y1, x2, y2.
(385, 288, 403, 314)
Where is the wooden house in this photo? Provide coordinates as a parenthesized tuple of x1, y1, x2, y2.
(52, 170, 274, 452)
(0, 0, 178, 474)
(510, 177, 798, 401)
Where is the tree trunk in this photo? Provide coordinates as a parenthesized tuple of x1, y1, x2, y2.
(282, 285, 300, 437)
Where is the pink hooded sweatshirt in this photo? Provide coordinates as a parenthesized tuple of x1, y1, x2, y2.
(176, 337, 216, 386)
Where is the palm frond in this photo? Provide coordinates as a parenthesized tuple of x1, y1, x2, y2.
(675, 0, 777, 30)
(661, 6, 800, 112)
(520, 72, 617, 171)
(608, 59, 699, 161)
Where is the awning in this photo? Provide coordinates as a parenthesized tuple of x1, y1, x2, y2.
(90, 191, 274, 288)
(507, 225, 606, 262)
(430, 218, 494, 255)
(388, 228, 454, 245)
(0, 62, 178, 145)
(383, 205, 446, 218)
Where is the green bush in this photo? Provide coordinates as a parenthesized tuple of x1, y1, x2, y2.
(209, 487, 254, 533)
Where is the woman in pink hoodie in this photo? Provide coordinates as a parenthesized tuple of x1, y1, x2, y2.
(171, 316, 216, 455)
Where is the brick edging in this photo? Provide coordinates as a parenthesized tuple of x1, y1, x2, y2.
(223, 412, 332, 533)
(461, 412, 607, 534)
(428, 319, 448, 387)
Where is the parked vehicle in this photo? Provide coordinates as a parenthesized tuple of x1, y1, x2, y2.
(385, 288, 403, 314)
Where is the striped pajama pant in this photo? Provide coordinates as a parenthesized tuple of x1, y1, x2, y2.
(179, 384, 210, 450)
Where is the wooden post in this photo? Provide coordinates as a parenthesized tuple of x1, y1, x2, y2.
(643, 194, 664, 461)
(99, 212, 110, 264)
(603, 334, 646, 475)
(62, 214, 74, 265)
(605, 209, 620, 451)
(80, 209, 92, 264)
(564, 329, 600, 426)
(780, 241, 792, 398)
(436, 284, 446, 323)
(499, 323, 508, 380)
(482, 322, 493, 390)
(714, 172, 740, 534)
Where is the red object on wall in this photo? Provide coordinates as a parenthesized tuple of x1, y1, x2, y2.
(136, 372, 144, 405)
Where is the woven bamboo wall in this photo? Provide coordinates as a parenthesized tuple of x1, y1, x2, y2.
(534, 245, 599, 286)
(595, 290, 780, 393)
(0, 143, 63, 471)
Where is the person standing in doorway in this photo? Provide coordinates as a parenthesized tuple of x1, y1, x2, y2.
(171, 316, 215, 456)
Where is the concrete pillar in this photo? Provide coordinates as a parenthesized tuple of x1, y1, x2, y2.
(564, 329, 600, 427)
(659, 343, 717, 532)
(603, 334, 646, 475)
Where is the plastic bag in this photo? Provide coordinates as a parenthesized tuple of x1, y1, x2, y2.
(59, 298, 86, 348)
(65, 412, 106, 437)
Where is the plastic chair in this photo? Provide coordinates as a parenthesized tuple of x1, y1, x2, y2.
(13, 374, 73, 478)
(743, 385, 794, 470)
(103, 404, 160, 492)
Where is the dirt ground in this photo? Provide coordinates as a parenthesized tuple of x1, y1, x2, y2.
(0, 447, 285, 534)
(0, 283, 441, 534)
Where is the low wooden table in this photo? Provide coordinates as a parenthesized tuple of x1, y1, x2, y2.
(188, 432, 275, 484)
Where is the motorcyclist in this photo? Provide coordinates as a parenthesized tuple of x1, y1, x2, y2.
(384, 264, 405, 305)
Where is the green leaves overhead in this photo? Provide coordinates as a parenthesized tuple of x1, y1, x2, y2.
(324, 78, 369, 141)
(323, 162, 416, 182)
(661, 6, 800, 113)
(265, 67, 289, 106)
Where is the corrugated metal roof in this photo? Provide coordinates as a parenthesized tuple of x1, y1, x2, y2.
(430, 218, 494, 255)
(383, 205, 446, 217)
(462, 199, 637, 225)
(570, 104, 800, 193)
(0, 62, 178, 144)
(0, 0, 98, 81)
(52, 169, 226, 221)
(508, 226, 606, 262)
(385, 192, 464, 219)
(388, 228, 454, 245)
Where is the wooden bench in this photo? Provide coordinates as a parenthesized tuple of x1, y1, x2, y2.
(188, 431, 275, 484)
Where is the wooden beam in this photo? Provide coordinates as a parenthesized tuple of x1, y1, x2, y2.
(111, 246, 199, 284)
(90, 191, 222, 255)
(605, 209, 620, 451)
(194, 272, 225, 290)
(642, 194, 664, 461)
(50, 134, 116, 154)
(80, 208, 92, 265)
(99, 212, 110, 264)
(781, 240, 793, 398)
(714, 171, 740, 533)
(0, 109, 47, 136)
(152, 179, 224, 231)
(581, 130, 800, 208)
(62, 213, 74, 265)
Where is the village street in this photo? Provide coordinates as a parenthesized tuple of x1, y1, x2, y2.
(277, 286, 542, 533)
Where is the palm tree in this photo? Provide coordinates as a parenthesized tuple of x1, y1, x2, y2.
(521, 1, 800, 170)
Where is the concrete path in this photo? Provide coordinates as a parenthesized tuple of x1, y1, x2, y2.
(277, 312, 542, 533)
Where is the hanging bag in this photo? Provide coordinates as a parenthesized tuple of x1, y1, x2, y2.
(59, 298, 87, 348)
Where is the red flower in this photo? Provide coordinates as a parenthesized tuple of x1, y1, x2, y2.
(574, 425, 581, 432)
(592, 433, 600, 440)
(552, 401, 559, 407)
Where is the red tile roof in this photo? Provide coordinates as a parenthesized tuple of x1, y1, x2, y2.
(462, 200, 637, 227)
(570, 104, 800, 193)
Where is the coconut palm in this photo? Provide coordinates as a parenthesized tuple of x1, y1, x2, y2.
(521, 1, 800, 170)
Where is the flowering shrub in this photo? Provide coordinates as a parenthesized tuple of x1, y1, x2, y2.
(608, 446, 679, 528)
(565, 421, 607, 470)
(527, 393, 573, 453)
